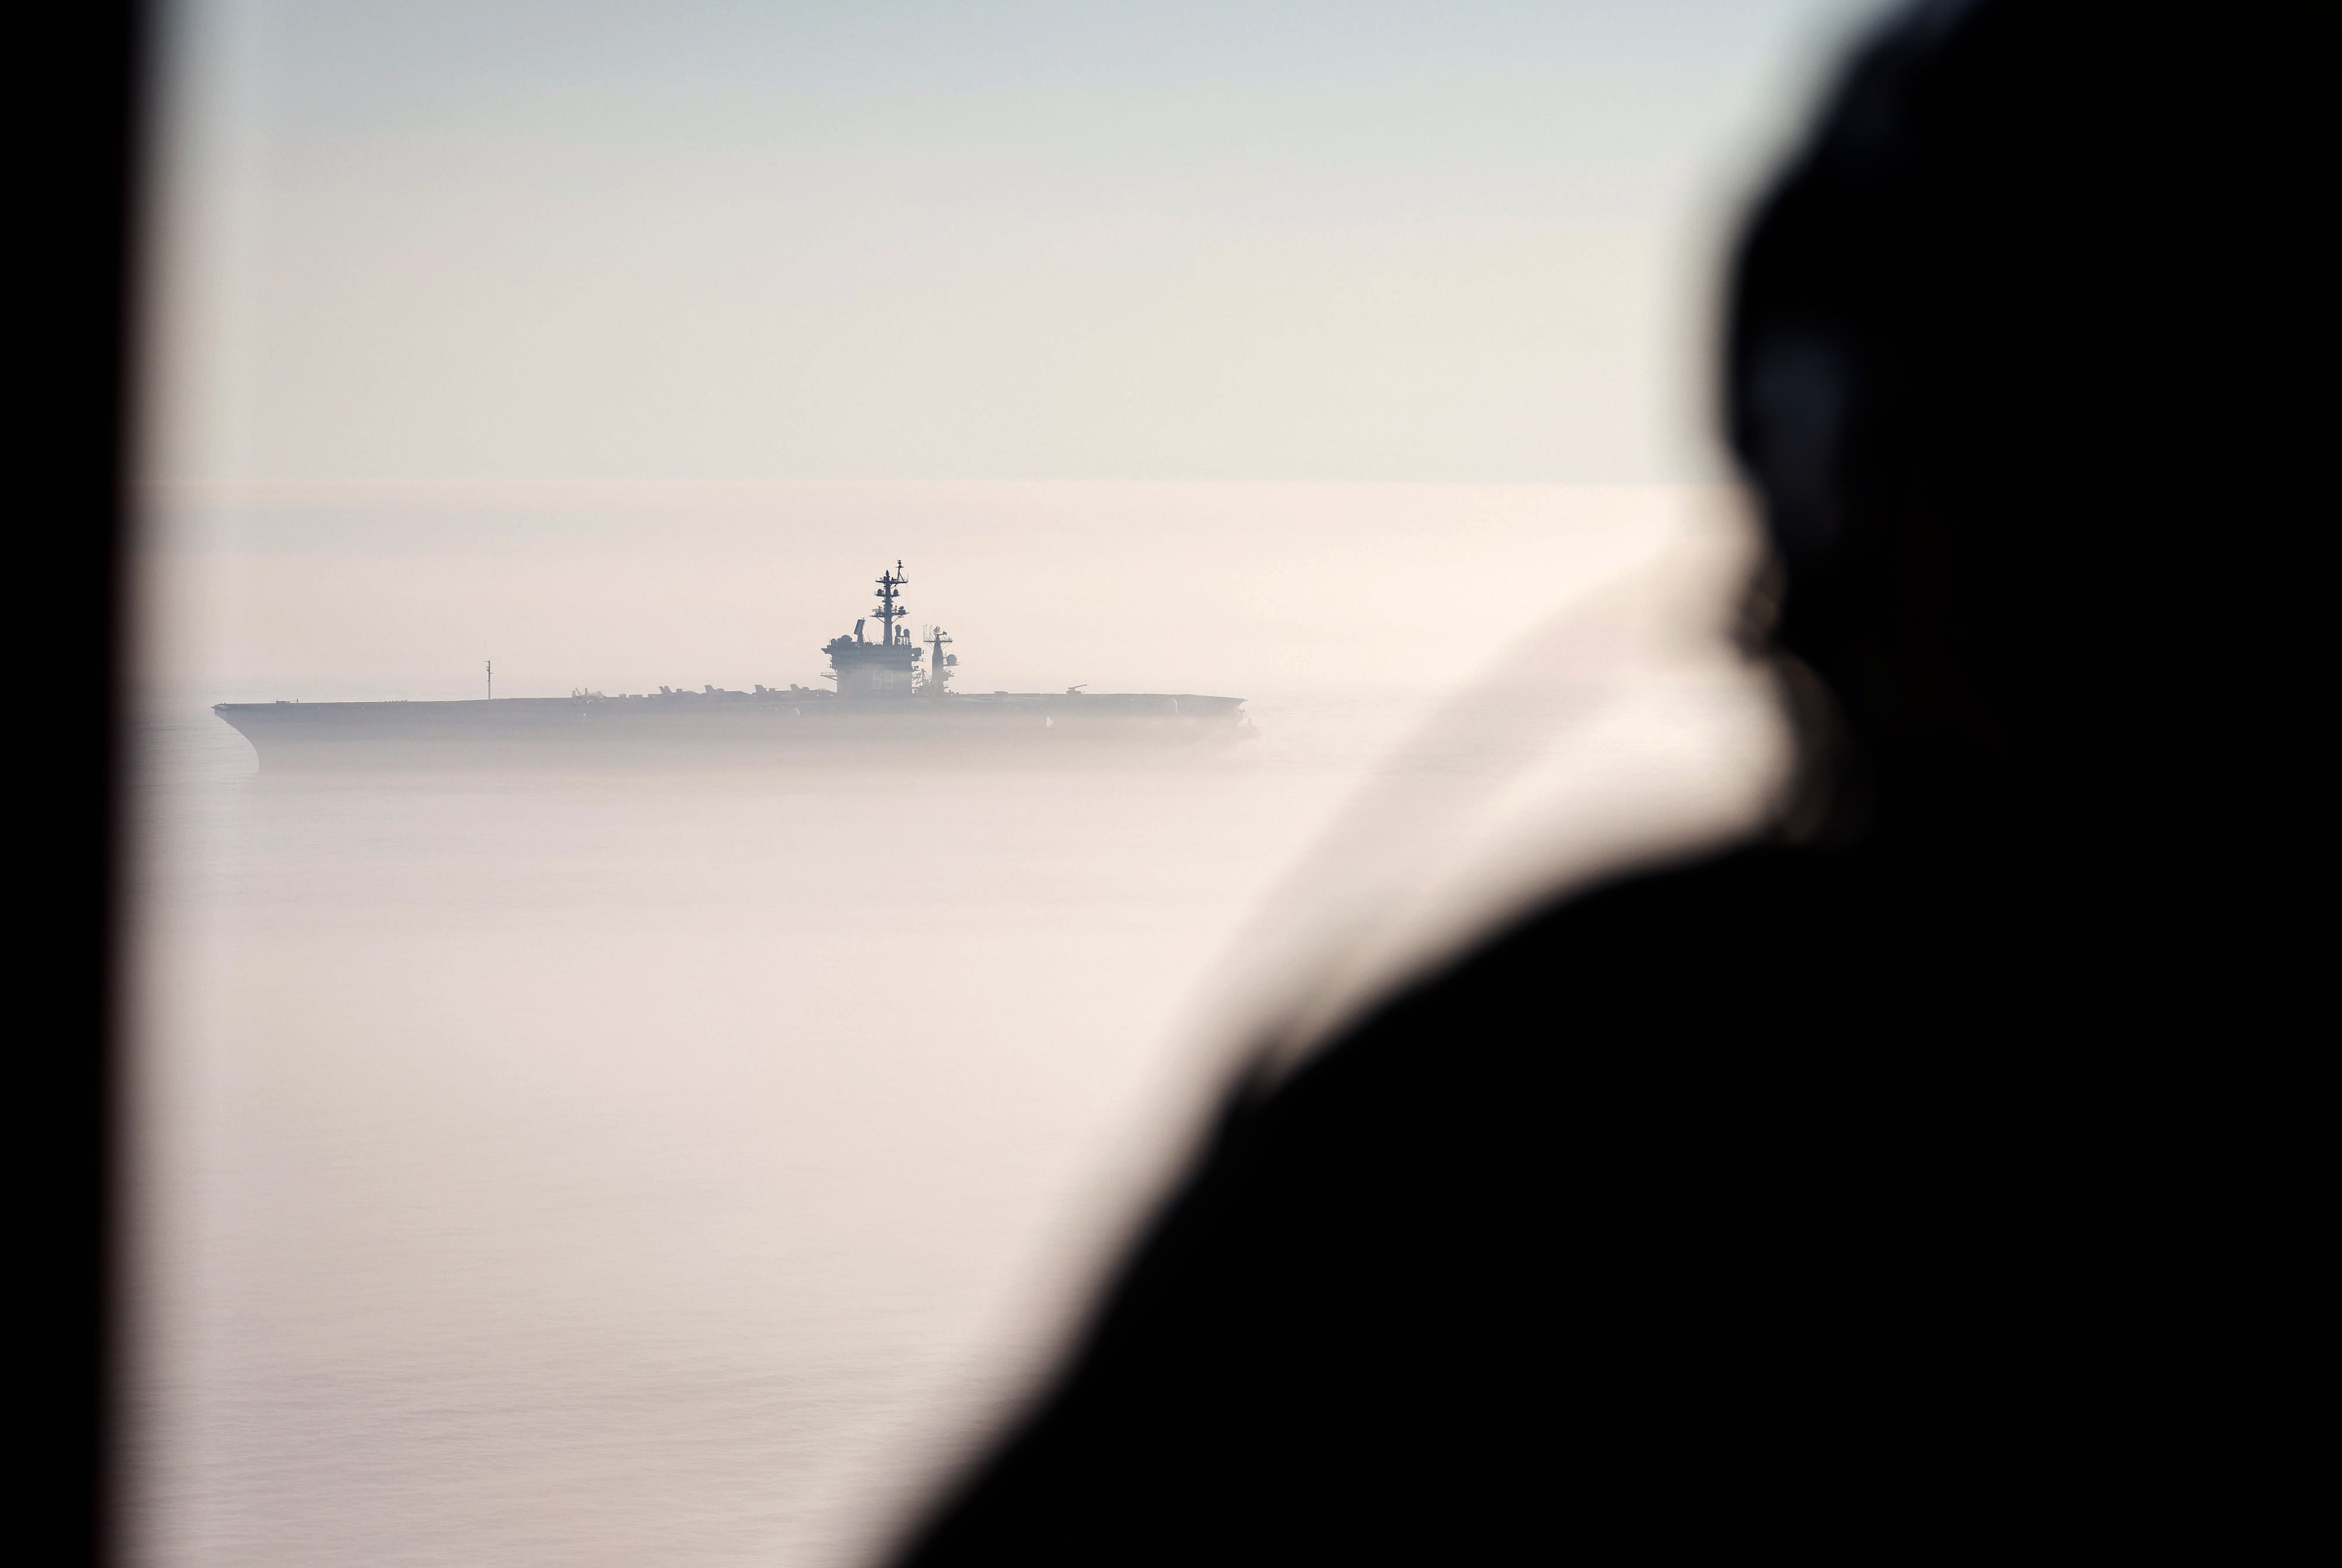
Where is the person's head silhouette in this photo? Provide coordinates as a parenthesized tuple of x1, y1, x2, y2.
(1728, 0, 2323, 866)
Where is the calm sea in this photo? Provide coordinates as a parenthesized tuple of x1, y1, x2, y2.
(124, 693, 1446, 1566)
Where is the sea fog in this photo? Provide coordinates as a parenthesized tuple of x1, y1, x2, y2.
(125, 481, 1787, 1565)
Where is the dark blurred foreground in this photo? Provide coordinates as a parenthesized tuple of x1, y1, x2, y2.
(38, 2, 139, 1564)
(896, 3, 2330, 1558)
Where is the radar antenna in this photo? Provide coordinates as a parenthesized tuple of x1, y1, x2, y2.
(872, 563, 909, 648)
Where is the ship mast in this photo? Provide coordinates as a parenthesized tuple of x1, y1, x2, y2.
(925, 625, 953, 695)
(823, 560, 923, 699)
(874, 562, 908, 648)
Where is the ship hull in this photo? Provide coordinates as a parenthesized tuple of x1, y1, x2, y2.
(212, 694, 1251, 771)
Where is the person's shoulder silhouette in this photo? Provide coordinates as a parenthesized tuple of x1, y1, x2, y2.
(892, 3, 2328, 1559)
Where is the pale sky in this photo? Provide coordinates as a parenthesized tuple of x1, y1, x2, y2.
(146, 0, 1885, 487)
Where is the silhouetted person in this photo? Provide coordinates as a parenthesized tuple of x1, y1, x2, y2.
(894, 3, 2327, 1558)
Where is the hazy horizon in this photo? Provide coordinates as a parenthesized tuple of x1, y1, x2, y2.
(137, 479, 1743, 704)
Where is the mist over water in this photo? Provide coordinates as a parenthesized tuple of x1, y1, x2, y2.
(126, 484, 1785, 1565)
(128, 0, 1883, 1551)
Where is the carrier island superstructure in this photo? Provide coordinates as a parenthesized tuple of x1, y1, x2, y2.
(213, 562, 1251, 768)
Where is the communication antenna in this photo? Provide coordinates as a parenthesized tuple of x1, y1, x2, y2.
(925, 624, 954, 694)
(486, 659, 492, 701)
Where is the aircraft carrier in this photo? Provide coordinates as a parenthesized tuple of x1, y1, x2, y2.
(212, 563, 1251, 769)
